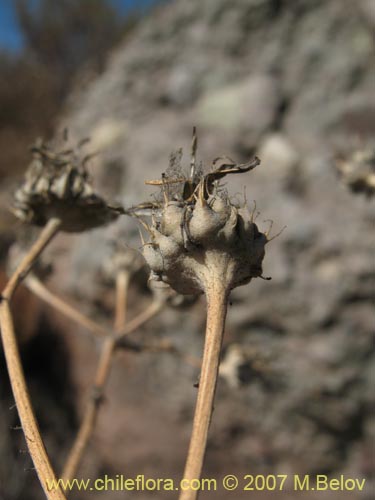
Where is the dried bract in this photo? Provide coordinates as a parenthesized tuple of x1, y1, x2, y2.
(13, 139, 123, 232)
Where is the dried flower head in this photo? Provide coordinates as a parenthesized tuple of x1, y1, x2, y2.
(335, 146, 375, 198)
(13, 138, 123, 232)
(131, 131, 269, 296)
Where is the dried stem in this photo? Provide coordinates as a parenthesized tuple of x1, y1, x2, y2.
(3, 218, 61, 301)
(0, 303, 66, 499)
(25, 273, 163, 342)
(20, 263, 164, 484)
(0, 218, 64, 500)
(114, 270, 129, 332)
(179, 280, 228, 500)
(61, 335, 116, 483)
(25, 274, 108, 339)
(115, 300, 164, 345)
(61, 270, 130, 482)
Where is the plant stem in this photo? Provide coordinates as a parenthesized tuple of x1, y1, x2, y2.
(0, 303, 66, 500)
(0, 218, 64, 500)
(114, 270, 129, 332)
(179, 280, 228, 500)
(115, 300, 164, 345)
(3, 218, 61, 301)
(25, 274, 108, 339)
(61, 335, 116, 483)
(61, 271, 130, 483)
(25, 273, 163, 343)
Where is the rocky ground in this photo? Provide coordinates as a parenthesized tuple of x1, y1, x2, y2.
(1, 0, 374, 499)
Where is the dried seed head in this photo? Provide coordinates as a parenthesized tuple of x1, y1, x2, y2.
(13, 138, 123, 232)
(335, 146, 375, 198)
(147, 277, 198, 308)
(101, 241, 145, 282)
(134, 136, 269, 295)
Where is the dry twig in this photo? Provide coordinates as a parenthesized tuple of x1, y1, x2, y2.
(179, 282, 228, 500)
(61, 270, 130, 482)
(0, 218, 65, 500)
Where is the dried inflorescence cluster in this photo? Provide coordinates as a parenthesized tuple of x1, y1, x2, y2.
(335, 146, 375, 198)
(133, 138, 268, 296)
(13, 138, 123, 232)
(2, 130, 275, 500)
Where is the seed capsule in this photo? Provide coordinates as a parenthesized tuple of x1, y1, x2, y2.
(13, 139, 122, 232)
(139, 143, 268, 295)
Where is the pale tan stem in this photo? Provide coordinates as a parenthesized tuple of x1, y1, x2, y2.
(0, 303, 66, 499)
(25, 273, 163, 343)
(179, 281, 228, 500)
(114, 270, 129, 332)
(62, 270, 130, 483)
(61, 335, 116, 483)
(25, 274, 108, 339)
(0, 218, 65, 500)
(3, 218, 61, 301)
(115, 300, 164, 345)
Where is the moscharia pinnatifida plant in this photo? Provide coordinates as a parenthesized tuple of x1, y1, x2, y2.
(0, 138, 124, 500)
(335, 145, 375, 198)
(131, 129, 273, 500)
(2, 137, 201, 500)
(13, 138, 123, 231)
(1, 130, 276, 500)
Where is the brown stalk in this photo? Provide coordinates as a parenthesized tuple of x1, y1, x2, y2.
(114, 299, 164, 345)
(25, 274, 108, 339)
(0, 218, 65, 500)
(23, 268, 165, 484)
(179, 279, 228, 500)
(61, 270, 129, 482)
(26, 271, 198, 363)
(25, 273, 163, 342)
(3, 218, 61, 301)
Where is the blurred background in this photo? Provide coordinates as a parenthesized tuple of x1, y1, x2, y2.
(0, 0, 374, 499)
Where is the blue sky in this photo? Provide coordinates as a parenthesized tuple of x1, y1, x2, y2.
(0, 0, 157, 52)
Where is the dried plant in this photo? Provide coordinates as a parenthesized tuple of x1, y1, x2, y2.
(1, 131, 276, 500)
(1, 136, 202, 498)
(335, 145, 375, 198)
(132, 129, 272, 500)
(0, 139, 125, 499)
(13, 137, 123, 231)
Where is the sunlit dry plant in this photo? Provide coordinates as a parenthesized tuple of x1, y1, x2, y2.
(131, 129, 273, 500)
(335, 145, 375, 198)
(13, 137, 123, 231)
(0, 138, 125, 500)
(1, 130, 277, 500)
(1, 136, 202, 500)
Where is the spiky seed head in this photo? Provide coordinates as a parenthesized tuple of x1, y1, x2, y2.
(138, 141, 268, 295)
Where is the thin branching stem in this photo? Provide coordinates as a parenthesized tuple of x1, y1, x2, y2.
(3, 218, 61, 301)
(0, 303, 66, 500)
(0, 218, 65, 500)
(115, 300, 164, 345)
(26, 273, 163, 342)
(61, 270, 130, 483)
(114, 270, 129, 332)
(179, 280, 228, 500)
(61, 335, 117, 483)
(25, 274, 108, 339)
